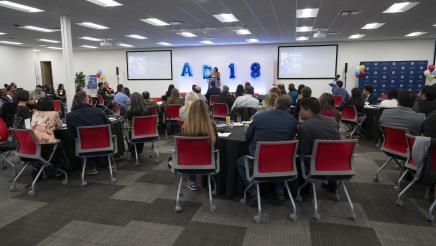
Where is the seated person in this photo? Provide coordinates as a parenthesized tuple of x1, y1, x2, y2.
(332, 80, 349, 100)
(231, 86, 259, 111)
(194, 85, 207, 101)
(288, 83, 298, 106)
(362, 84, 378, 105)
(103, 82, 114, 95)
(114, 84, 130, 114)
(319, 93, 341, 123)
(413, 85, 436, 116)
(379, 91, 425, 135)
(162, 84, 175, 102)
(66, 91, 110, 175)
(205, 81, 221, 101)
(339, 88, 365, 114)
(235, 84, 244, 98)
(294, 86, 312, 116)
(97, 82, 112, 102)
(215, 85, 234, 110)
(252, 91, 278, 118)
(30, 85, 46, 102)
(126, 92, 151, 156)
(13, 90, 32, 129)
(142, 91, 158, 107)
(379, 89, 399, 108)
(421, 111, 436, 137)
(179, 92, 198, 122)
(31, 97, 63, 144)
(237, 96, 298, 206)
(166, 88, 184, 105)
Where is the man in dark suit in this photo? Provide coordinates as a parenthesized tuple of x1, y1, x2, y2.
(205, 80, 221, 101)
(362, 84, 378, 105)
(237, 95, 298, 206)
(215, 85, 234, 110)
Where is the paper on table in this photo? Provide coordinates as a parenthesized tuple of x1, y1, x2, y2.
(108, 117, 117, 121)
(218, 132, 232, 138)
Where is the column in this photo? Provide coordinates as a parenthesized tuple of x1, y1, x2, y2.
(60, 15, 75, 112)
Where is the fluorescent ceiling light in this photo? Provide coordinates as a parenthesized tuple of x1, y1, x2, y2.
(0, 32, 5, 35)
(86, 0, 122, 7)
(235, 29, 252, 35)
(117, 43, 134, 47)
(32, 49, 40, 52)
(125, 34, 147, 39)
(80, 36, 102, 42)
(38, 38, 60, 43)
(405, 31, 427, 37)
(383, 2, 419, 13)
(81, 45, 98, 49)
(296, 26, 313, 32)
(39, 44, 47, 47)
(200, 40, 214, 45)
(246, 38, 259, 43)
(296, 8, 319, 18)
(21, 25, 56, 32)
(177, 32, 197, 38)
(361, 22, 385, 29)
(0, 1, 43, 13)
(349, 34, 365, 39)
(157, 42, 172, 46)
(140, 18, 170, 26)
(0, 40, 22, 45)
(77, 22, 109, 30)
(213, 13, 239, 23)
(47, 46, 63, 50)
(432, 24, 436, 27)
(296, 36, 309, 41)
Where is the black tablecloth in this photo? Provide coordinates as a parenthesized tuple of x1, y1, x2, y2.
(363, 107, 386, 143)
(216, 126, 248, 199)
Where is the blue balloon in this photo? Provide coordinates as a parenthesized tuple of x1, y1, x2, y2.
(432, 70, 436, 76)
(181, 63, 193, 77)
(228, 63, 235, 79)
(250, 62, 261, 78)
(202, 65, 212, 79)
(98, 69, 103, 74)
(355, 68, 360, 76)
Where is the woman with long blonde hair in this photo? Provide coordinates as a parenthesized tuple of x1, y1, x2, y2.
(179, 91, 198, 121)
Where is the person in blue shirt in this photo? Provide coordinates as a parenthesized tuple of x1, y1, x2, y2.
(288, 83, 298, 105)
(332, 80, 349, 100)
(114, 84, 130, 112)
(329, 75, 341, 93)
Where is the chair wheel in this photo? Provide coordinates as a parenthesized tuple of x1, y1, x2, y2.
(393, 186, 400, 192)
(28, 190, 35, 197)
(155, 159, 159, 164)
(289, 214, 297, 222)
(350, 212, 356, 221)
(209, 205, 216, 213)
(111, 178, 117, 184)
(373, 177, 379, 183)
(254, 215, 262, 224)
(149, 154, 153, 159)
(134, 162, 139, 166)
(175, 205, 182, 213)
(240, 198, 246, 205)
(335, 193, 340, 201)
(313, 213, 320, 221)
(395, 199, 404, 207)
(296, 196, 303, 202)
(81, 181, 88, 187)
(62, 179, 68, 185)
(426, 214, 434, 222)
(9, 186, 16, 192)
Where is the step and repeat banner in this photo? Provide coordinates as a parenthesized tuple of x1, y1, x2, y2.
(358, 60, 427, 95)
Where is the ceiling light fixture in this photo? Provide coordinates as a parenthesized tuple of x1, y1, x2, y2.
(348, 34, 365, 39)
(77, 22, 109, 30)
(213, 13, 239, 23)
(38, 38, 60, 43)
(296, 26, 313, 32)
(140, 18, 170, 26)
(125, 34, 148, 39)
(177, 32, 197, 38)
(0, 40, 22, 45)
(0, 32, 5, 35)
(383, 2, 419, 13)
(296, 8, 319, 18)
(157, 42, 172, 46)
(21, 25, 57, 32)
(235, 29, 252, 35)
(86, 0, 122, 7)
(200, 40, 214, 45)
(0, 1, 43, 13)
(47, 46, 63, 50)
(296, 36, 309, 41)
(361, 23, 385, 29)
(32, 49, 40, 52)
(117, 43, 134, 47)
(81, 45, 98, 49)
(80, 36, 102, 42)
(340, 10, 361, 16)
(246, 38, 259, 43)
(405, 31, 427, 37)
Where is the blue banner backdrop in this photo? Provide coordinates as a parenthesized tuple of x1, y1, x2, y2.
(358, 60, 427, 96)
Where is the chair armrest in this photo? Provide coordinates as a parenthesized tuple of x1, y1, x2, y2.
(300, 155, 309, 180)
(112, 135, 118, 154)
(214, 149, 220, 174)
(243, 155, 255, 181)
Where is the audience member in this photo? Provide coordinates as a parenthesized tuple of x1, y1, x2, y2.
(332, 80, 349, 100)
(5, 83, 17, 100)
(215, 85, 234, 110)
(413, 85, 436, 116)
(294, 86, 312, 116)
(235, 84, 244, 98)
(379, 91, 425, 135)
(55, 84, 66, 104)
(30, 85, 45, 101)
(362, 84, 378, 105)
(166, 88, 184, 105)
(114, 84, 130, 111)
(103, 82, 114, 95)
(319, 93, 341, 123)
(205, 80, 221, 101)
(277, 84, 286, 95)
(31, 97, 62, 144)
(179, 92, 198, 121)
(13, 90, 32, 129)
(194, 85, 207, 101)
(253, 91, 279, 117)
(162, 84, 175, 101)
(0, 88, 15, 127)
(288, 83, 298, 105)
(231, 86, 259, 111)
(126, 92, 151, 156)
(97, 82, 112, 101)
(237, 95, 298, 205)
(296, 84, 305, 101)
(142, 91, 158, 108)
(339, 88, 365, 114)
(379, 89, 399, 108)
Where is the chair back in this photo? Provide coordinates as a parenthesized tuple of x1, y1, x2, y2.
(210, 95, 217, 105)
(179, 92, 187, 98)
(231, 107, 257, 121)
(97, 95, 105, 106)
(86, 95, 93, 105)
(53, 100, 61, 112)
(310, 139, 357, 176)
(341, 105, 357, 122)
(380, 125, 409, 158)
(212, 103, 229, 118)
(0, 118, 9, 143)
(173, 136, 215, 170)
(132, 116, 159, 139)
(12, 129, 40, 159)
(76, 125, 114, 154)
(150, 97, 162, 102)
(148, 106, 158, 115)
(166, 105, 182, 121)
(405, 134, 417, 170)
(334, 96, 343, 107)
(253, 141, 298, 178)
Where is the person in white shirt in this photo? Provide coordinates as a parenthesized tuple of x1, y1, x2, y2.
(194, 85, 206, 101)
(231, 86, 259, 110)
(379, 89, 399, 108)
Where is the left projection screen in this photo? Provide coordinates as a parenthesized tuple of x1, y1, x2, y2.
(127, 50, 172, 80)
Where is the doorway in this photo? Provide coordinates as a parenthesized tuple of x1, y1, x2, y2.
(40, 61, 53, 88)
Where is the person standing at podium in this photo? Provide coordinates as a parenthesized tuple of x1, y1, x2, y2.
(210, 67, 221, 88)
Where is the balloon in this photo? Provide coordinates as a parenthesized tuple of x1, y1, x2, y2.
(98, 69, 103, 74)
(428, 74, 434, 81)
(432, 70, 436, 76)
(424, 70, 430, 76)
(96, 73, 101, 78)
(355, 69, 360, 77)
(429, 65, 435, 73)
(359, 65, 365, 71)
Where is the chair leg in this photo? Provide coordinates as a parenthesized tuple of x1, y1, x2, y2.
(10, 162, 29, 192)
(81, 158, 87, 187)
(241, 182, 255, 204)
(312, 182, 320, 221)
(284, 181, 297, 221)
(175, 175, 183, 212)
(254, 183, 262, 223)
(425, 186, 433, 201)
(0, 152, 16, 180)
(29, 166, 46, 197)
(208, 175, 216, 212)
(212, 175, 217, 196)
(55, 167, 68, 185)
(395, 177, 418, 207)
(134, 144, 139, 166)
(111, 156, 117, 173)
(108, 156, 116, 183)
(374, 157, 392, 182)
(394, 169, 409, 192)
(342, 182, 356, 220)
(296, 181, 309, 202)
(349, 126, 357, 139)
(427, 199, 436, 222)
(153, 142, 160, 164)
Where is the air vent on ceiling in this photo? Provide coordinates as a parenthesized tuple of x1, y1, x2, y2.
(340, 10, 361, 16)
(100, 39, 113, 47)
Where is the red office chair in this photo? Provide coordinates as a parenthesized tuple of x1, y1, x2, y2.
(53, 100, 61, 112)
(86, 95, 93, 106)
(126, 116, 159, 166)
(374, 125, 409, 183)
(212, 103, 229, 120)
(240, 141, 299, 223)
(10, 129, 68, 196)
(150, 97, 163, 102)
(165, 104, 182, 136)
(0, 118, 16, 178)
(340, 105, 365, 139)
(334, 96, 343, 107)
(210, 95, 217, 105)
(297, 139, 357, 221)
(172, 136, 220, 213)
(75, 125, 118, 186)
(427, 145, 436, 221)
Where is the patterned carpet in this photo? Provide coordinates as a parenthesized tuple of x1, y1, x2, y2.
(1, 136, 436, 246)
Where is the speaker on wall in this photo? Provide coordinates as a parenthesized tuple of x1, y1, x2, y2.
(344, 62, 348, 73)
(116, 67, 119, 76)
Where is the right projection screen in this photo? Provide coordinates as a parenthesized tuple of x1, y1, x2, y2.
(278, 45, 338, 79)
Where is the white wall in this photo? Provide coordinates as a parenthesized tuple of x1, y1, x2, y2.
(2, 39, 435, 97)
(0, 45, 37, 89)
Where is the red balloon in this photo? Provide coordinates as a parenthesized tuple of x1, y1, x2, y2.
(429, 65, 435, 72)
(96, 73, 101, 78)
(359, 72, 367, 78)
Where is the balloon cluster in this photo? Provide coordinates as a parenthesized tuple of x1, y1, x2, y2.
(423, 65, 436, 81)
(96, 69, 103, 78)
(354, 65, 366, 78)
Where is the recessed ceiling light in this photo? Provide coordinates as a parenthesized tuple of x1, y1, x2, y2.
(125, 34, 148, 40)
(86, 0, 122, 7)
(140, 18, 170, 26)
(39, 44, 47, 47)
(157, 42, 172, 46)
(81, 45, 98, 49)
(296, 8, 319, 18)
(296, 26, 313, 32)
(296, 36, 309, 41)
(38, 38, 60, 43)
(405, 31, 427, 37)
(80, 36, 102, 42)
(383, 2, 419, 13)
(361, 23, 385, 29)
(0, 32, 5, 35)
(177, 32, 197, 38)
(246, 38, 259, 43)
(0, 40, 22, 45)
(21, 25, 57, 32)
(432, 24, 436, 27)
(0, 1, 43, 13)
(213, 13, 239, 23)
(235, 29, 252, 35)
(349, 34, 365, 39)
(200, 40, 214, 45)
(77, 22, 109, 30)
(32, 49, 40, 52)
(117, 43, 134, 47)
(47, 46, 62, 50)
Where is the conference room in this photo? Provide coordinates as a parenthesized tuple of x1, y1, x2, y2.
(1, 0, 436, 245)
